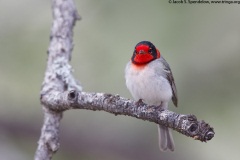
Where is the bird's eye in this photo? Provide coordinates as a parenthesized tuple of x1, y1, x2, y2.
(134, 50, 137, 54)
(149, 48, 152, 53)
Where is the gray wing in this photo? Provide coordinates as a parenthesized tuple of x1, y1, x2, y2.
(160, 57, 178, 107)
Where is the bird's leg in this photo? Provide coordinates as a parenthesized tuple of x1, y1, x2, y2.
(135, 99, 144, 107)
(158, 102, 167, 110)
(158, 102, 163, 108)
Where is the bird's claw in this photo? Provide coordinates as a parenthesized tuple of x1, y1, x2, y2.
(135, 99, 144, 107)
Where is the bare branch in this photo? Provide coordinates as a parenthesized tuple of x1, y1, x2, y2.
(41, 90, 215, 142)
(35, 0, 215, 159)
(34, 110, 62, 160)
(35, 0, 80, 159)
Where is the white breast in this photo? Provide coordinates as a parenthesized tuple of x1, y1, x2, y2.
(125, 59, 172, 108)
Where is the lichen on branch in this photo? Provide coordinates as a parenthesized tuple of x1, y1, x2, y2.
(41, 90, 215, 142)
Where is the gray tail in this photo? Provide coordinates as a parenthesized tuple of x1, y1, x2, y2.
(158, 125, 175, 151)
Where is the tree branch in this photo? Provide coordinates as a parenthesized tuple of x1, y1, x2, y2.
(35, 0, 215, 159)
(35, 0, 80, 159)
(41, 90, 215, 142)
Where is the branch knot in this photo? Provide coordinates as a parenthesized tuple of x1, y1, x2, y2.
(68, 90, 78, 102)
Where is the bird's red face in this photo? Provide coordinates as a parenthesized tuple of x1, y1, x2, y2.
(131, 41, 160, 65)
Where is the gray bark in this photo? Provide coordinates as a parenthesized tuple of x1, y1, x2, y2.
(34, 0, 215, 159)
(34, 0, 80, 159)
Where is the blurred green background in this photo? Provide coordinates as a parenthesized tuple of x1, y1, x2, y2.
(0, 0, 240, 160)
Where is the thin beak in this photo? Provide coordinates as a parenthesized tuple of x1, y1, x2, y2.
(139, 50, 146, 54)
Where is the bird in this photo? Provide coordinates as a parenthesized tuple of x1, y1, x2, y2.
(125, 41, 178, 151)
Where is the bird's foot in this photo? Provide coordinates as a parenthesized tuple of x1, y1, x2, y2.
(135, 99, 144, 107)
